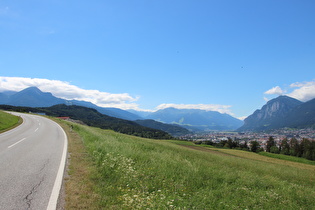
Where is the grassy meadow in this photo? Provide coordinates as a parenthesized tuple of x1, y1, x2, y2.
(0, 110, 21, 133)
(62, 121, 315, 209)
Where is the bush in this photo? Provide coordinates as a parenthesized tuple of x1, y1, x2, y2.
(270, 146, 280, 154)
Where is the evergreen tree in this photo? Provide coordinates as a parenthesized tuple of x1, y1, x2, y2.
(226, 138, 234, 149)
(300, 138, 313, 160)
(280, 138, 290, 155)
(289, 137, 299, 156)
(266, 136, 275, 152)
(240, 141, 249, 151)
(270, 146, 280, 154)
(250, 141, 260, 153)
(311, 141, 315, 161)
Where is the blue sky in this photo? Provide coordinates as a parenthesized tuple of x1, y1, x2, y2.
(1, 0, 315, 119)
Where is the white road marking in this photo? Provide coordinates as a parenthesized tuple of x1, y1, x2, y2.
(35, 128, 39, 132)
(46, 122, 68, 210)
(8, 138, 26, 149)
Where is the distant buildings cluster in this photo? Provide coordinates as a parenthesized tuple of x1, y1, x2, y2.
(179, 128, 315, 150)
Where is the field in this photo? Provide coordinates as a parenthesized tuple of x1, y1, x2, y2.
(0, 110, 21, 133)
(61, 121, 315, 209)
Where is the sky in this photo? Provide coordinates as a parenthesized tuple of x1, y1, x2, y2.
(0, 0, 315, 119)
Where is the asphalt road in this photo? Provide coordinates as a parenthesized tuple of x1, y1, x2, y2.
(0, 112, 67, 210)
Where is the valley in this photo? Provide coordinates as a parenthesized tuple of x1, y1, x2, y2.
(1, 87, 315, 209)
(2, 1, 315, 209)
(61, 119, 315, 209)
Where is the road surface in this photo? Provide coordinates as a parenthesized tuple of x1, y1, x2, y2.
(0, 112, 67, 210)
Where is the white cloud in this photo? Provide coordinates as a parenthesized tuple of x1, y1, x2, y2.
(155, 103, 234, 115)
(238, 116, 247, 121)
(0, 76, 139, 109)
(289, 82, 304, 88)
(0, 76, 235, 115)
(263, 80, 315, 102)
(264, 86, 284, 95)
(287, 80, 315, 102)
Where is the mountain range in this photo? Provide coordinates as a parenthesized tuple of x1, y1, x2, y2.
(0, 87, 243, 132)
(131, 108, 243, 132)
(4, 87, 313, 133)
(0, 104, 173, 139)
(0, 87, 142, 121)
(238, 95, 315, 131)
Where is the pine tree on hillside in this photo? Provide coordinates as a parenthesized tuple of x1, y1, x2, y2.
(266, 136, 275, 153)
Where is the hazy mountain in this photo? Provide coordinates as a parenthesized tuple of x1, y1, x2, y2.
(238, 95, 306, 131)
(66, 100, 142, 121)
(0, 93, 10, 104)
(0, 90, 17, 96)
(127, 109, 152, 118)
(135, 119, 191, 136)
(1, 87, 65, 107)
(136, 107, 243, 131)
(0, 87, 244, 132)
(0, 87, 142, 121)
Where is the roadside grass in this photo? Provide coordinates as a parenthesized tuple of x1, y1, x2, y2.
(0, 110, 22, 133)
(59, 122, 315, 209)
(55, 119, 101, 209)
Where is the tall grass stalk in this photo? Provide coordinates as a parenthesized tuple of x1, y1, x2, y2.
(71, 124, 315, 209)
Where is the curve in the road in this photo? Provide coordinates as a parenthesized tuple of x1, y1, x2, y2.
(0, 112, 68, 210)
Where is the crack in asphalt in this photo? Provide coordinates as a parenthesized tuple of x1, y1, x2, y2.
(40, 159, 49, 172)
(24, 177, 45, 209)
(23, 160, 49, 209)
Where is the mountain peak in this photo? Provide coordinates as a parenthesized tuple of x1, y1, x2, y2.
(24, 86, 41, 91)
(267, 95, 301, 104)
(5, 86, 64, 107)
(238, 95, 303, 131)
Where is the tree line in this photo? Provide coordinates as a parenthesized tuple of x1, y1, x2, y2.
(195, 136, 315, 161)
(264, 136, 315, 161)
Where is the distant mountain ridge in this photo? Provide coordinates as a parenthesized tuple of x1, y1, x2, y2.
(238, 95, 315, 131)
(0, 87, 142, 121)
(0, 104, 172, 139)
(135, 119, 191, 136)
(131, 107, 244, 131)
(0, 87, 244, 132)
(0, 87, 191, 135)
(1, 87, 65, 107)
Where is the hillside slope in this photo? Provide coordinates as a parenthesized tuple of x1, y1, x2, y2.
(63, 121, 315, 209)
(0, 110, 20, 132)
(0, 104, 172, 139)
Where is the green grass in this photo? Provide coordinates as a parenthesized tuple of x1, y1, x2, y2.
(259, 151, 315, 166)
(0, 110, 21, 132)
(66, 123, 315, 209)
(168, 140, 215, 148)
